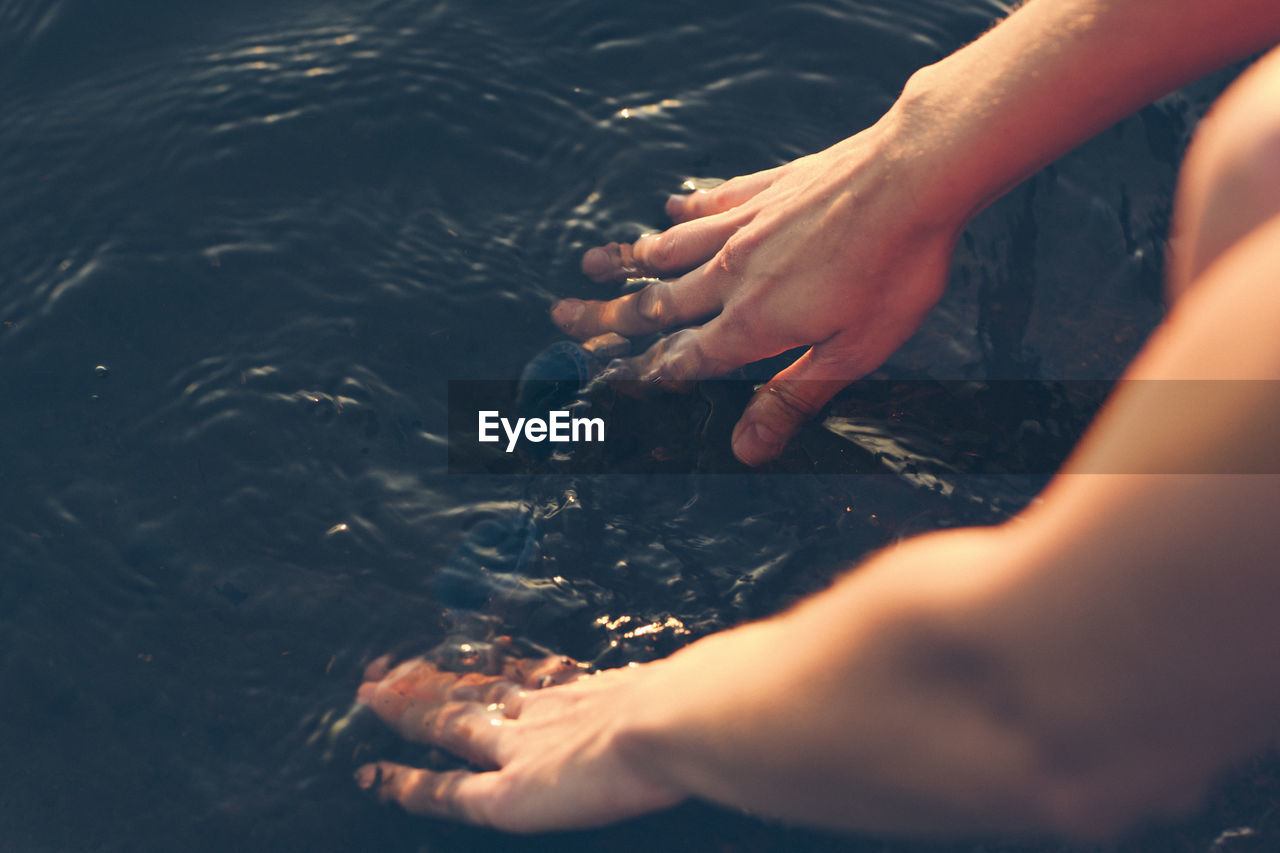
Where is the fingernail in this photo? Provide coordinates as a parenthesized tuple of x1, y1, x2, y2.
(551, 299, 584, 330)
(732, 421, 781, 467)
(581, 246, 613, 280)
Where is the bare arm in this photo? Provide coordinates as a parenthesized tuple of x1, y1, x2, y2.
(354, 3, 1280, 836)
(556, 0, 1280, 465)
(608, 37, 1280, 834)
(354, 203, 1280, 839)
(895, 0, 1280, 222)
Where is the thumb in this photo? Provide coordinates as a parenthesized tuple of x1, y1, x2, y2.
(731, 345, 855, 466)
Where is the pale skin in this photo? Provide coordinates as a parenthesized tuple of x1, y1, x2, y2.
(355, 0, 1280, 837)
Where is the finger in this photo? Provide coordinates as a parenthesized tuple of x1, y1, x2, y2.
(731, 344, 858, 466)
(356, 762, 502, 825)
(580, 213, 741, 282)
(580, 332, 630, 359)
(358, 660, 523, 725)
(579, 241, 642, 282)
(358, 658, 450, 710)
(412, 700, 512, 767)
(359, 670, 515, 766)
(362, 654, 394, 683)
(436, 670, 527, 708)
(665, 169, 780, 224)
(552, 274, 723, 340)
(605, 313, 764, 389)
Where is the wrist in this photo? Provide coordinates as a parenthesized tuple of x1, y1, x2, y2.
(874, 61, 1012, 234)
(609, 621, 796, 809)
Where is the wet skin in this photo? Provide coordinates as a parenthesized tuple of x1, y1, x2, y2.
(354, 653, 684, 832)
(549, 128, 958, 467)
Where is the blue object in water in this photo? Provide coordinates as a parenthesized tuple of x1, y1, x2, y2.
(515, 340, 600, 419)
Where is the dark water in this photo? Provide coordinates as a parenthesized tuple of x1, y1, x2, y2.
(1, 1, 1272, 851)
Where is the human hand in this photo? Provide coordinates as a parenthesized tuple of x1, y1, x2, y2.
(552, 123, 962, 465)
(354, 653, 684, 832)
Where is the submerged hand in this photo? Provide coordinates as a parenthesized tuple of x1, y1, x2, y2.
(354, 654, 684, 832)
(553, 122, 961, 465)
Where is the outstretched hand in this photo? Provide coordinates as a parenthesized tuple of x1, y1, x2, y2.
(553, 124, 961, 465)
(354, 653, 684, 832)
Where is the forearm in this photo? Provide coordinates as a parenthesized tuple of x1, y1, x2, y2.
(943, 219, 1280, 829)
(617, 526, 1065, 835)
(883, 0, 1280, 229)
(601, 8, 1280, 834)
(616, 215, 1280, 837)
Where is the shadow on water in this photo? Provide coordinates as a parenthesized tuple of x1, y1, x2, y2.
(0, 0, 1275, 851)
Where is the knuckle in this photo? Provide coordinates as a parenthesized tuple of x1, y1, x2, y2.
(641, 328, 704, 381)
(474, 772, 516, 829)
(679, 192, 708, 219)
(641, 233, 679, 269)
(635, 283, 672, 325)
(657, 330, 703, 380)
(713, 174, 751, 201)
(483, 679, 512, 705)
(715, 231, 760, 278)
(704, 175, 742, 198)
(500, 683, 527, 715)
